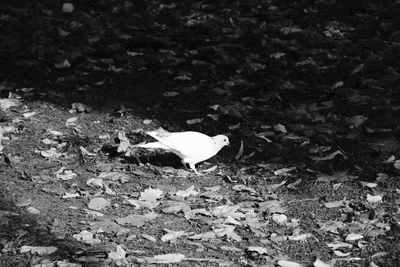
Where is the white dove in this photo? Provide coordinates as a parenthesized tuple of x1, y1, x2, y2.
(134, 128, 229, 174)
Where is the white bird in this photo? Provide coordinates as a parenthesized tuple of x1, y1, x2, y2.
(134, 128, 229, 174)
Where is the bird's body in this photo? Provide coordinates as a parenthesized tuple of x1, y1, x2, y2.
(135, 128, 229, 174)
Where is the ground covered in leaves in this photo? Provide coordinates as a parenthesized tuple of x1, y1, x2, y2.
(1, 0, 400, 266)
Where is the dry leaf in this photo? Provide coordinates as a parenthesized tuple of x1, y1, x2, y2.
(73, 230, 101, 244)
(274, 123, 287, 133)
(145, 253, 185, 264)
(311, 150, 346, 162)
(161, 230, 186, 243)
(175, 186, 199, 198)
(324, 200, 345, 208)
(278, 260, 304, 267)
(247, 246, 269, 254)
(116, 213, 157, 227)
(274, 167, 296, 175)
(0, 98, 20, 111)
(331, 81, 344, 90)
(140, 188, 163, 202)
(345, 233, 363, 241)
(88, 197, 110, 211)
(108, 244, 126, 260)
(313, 258, 331, 267)
(366, 194, 382, 203)
(235, 141, 244, 160)
(272, 214, 287, 225)
(163, 91, 179, 97)
(186, 118, 203, 125)
(20, 246, 58, 255)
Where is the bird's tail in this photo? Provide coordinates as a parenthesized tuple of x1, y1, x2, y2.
(134, 141, 170, 150)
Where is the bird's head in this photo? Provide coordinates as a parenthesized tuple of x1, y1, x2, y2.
(213, 135, 230, 148)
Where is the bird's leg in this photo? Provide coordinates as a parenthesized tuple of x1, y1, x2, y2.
(188, 163, 202, 175)
(181, 160, 188, 170)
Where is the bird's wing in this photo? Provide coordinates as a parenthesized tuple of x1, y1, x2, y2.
(135, 141, 171, 150)
(147, 131, 217, 161)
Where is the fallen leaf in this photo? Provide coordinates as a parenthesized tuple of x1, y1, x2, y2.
(232, 184, 257, 194)
(62, 192, 80, 198)
(56, 168, 77, 181)
(86, 178, 103, 188)
(247, 246, 269, 254)
(287, 233, 313, 241)
(69, 102, 90, 113)
(142, 234, 157, 242)
(228, 123, 240, 130)
(394, 160, 400, 169)
(313, 258, 331, 267)
(20, 246, 58, 255)
(207, 113, 220, 121)
(347, 115, 368, 128)
(203, 165, 218, 173)
(317, 172, 357, 183)
(48, 129, 63, 136)
(108, 244, 126, 260)
(66, 117, 78, 126)
(145, 253, 186, 263)
(161, 230, 186, 243)
(259, 200, 286, 214)
(274, 123, 287, 133)
(175, 186, 199, 198)
(23, 111, 36, 118)
(139, 188, 163, 202)
(311, 150, 346, 162)
(73, 230, 101, 244)
(214, 224, 242, 241)
(272, 214, 287, 225)
(331, 81, 344, 90)
(278, 259, 304, 267)
(366, 194, 382, 203)
(345, 233, 363, 241)
(54, 59, 71, 68)
(116, 213, 157, 227)
(326, 242, 352, 249)
(188, 231, 217, 241)
(15, 197, 32, 207)
(221, 246, 243, 252)
(126, 51, 143, 56)
(163, 91, 179, 97)
(88, 197, 110, 211)
(274, 167, 295, 175)
(281, 25, 303, 34)
(350, 64, 364, 75)
(0, 98, 20, 111)
(27, 207, 40, 215)
(186, 118, 203, 125)
(320, 220, 346, 234)
(98, 172, 130, 183)
(324, 200, 345, 208)
(235, 141, 244, 160)
(333, 250, 351, 257)
(41, 147, 62, 159)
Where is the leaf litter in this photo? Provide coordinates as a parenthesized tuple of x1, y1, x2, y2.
(0, 0, 399, 266)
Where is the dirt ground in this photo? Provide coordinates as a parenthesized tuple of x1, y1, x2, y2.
(0, 0, 400, 266)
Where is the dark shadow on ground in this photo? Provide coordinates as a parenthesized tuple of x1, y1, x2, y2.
(1, 0, 400, 266)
